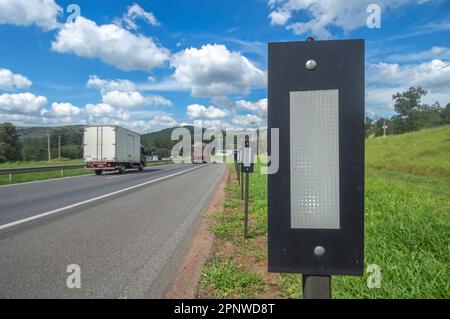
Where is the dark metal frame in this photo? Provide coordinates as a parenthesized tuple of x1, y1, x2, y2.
(268, 39, 365, 276)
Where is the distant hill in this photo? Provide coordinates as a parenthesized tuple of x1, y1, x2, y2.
(141, 125, 225, 157)
(16, 125, 84, 137)
(14, 125, 215, 159)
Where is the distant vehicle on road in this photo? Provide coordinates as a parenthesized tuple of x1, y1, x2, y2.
(83, 125, 146, 175)
(191, 142, 209, 164)
(151, 154, 164, 161)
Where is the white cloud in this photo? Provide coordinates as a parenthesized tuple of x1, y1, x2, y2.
(86, 75, 137, 93)
(84, 102, 178, 133)
(102, 91, 148, 109)
(0, 68, 32, 90)
(202, 119, 235, 130)
(366, 58, 450, 116)
(368, 59, 450, 93)
(171, 44, 266, 97)
(41, 102, 82, 118)
(269, 9, 291, 25)
(52, 17, 170, 71)
(85, 103, 130, 121)
(386, 46, 450, 63)
(146, 114, 178, 131)
(101, 114, 178, 133)
(102, 90, 172, 109)
(145, 95, 172, 107)
(0, 93, 47, 114)
(231, 113, 265, 128)
(116, 3, 160, 30)
(0, 0, 61, 30)
(186, 104, 229, 119)
(138, 78, 186, 92)
(365, 87, 401, 115)
(235, 98, 267, 118)
(268, 0, 429, 38)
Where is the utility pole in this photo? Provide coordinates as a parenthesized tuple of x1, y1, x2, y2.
(47, 130, 51, 164)
(21, 134, 25, 161)
(58, 135, 61, 161)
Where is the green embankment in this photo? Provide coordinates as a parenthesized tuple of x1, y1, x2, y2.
(200, 125, 450, 299)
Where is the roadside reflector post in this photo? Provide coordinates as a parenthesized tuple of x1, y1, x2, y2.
(268, 39, 365, 299)
(237, 147, 244, 200)
(234, 150, 240, 185)
(302, 275, 331, 299)
(241, 138, 255, 239)
(241, 167, 244, 200)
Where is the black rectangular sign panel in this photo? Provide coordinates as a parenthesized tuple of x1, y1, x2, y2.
(241, 163, 254, 173)
(242, 140, 254, 173)
(268, 39, 365, 275)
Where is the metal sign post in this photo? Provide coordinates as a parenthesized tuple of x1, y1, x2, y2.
(267, 38, 365, 299)
(237, 148, 244, 200)
(234, 150, 240, 185)
(241, 168, 244, 200)
(241, 139, 254, 239)
(244, 171, 249, 238)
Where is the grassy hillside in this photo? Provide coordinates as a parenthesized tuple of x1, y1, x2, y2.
(200, 125, 450, 299)
(366, 125, 450, 177)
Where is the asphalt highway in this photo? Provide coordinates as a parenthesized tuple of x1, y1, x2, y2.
(0, 163, 226, 298)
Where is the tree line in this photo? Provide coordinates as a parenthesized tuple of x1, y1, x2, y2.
(0, 125, 83, 163)
(365, 87, 450, 138)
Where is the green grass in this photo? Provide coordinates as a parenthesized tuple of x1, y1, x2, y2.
(332, 168, 450, 298)
(201, 125, 450, 299)
(200, 252, 264, 298)
(366, 125, 450, 177)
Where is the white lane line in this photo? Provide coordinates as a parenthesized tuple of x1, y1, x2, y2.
(0, 165, 201, 231)
(105, 175, 126, 179)
(0, 173, 93, 188)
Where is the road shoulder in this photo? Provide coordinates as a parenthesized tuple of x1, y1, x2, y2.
(164, 165, 230, 298)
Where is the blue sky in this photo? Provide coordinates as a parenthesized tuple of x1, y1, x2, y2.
(0, 0, 449, 132)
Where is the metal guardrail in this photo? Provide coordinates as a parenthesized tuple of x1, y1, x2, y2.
(0, 164, 85, 175)
(0, 161, 174, 184)
(0, 164, 85, 183)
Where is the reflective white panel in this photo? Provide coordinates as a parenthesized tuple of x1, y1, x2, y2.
(244, 147, 252, 167)
(290, 90, 340, 229)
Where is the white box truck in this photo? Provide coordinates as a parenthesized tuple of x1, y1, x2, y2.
(83, 125, 146, 175)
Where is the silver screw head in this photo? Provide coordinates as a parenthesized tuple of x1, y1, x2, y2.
(306, 59, 317, 71)
(314, 246, 326, 257)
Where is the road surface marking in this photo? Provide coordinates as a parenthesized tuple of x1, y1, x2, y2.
(105, 175, 126, 179)
(0, 165, 202, 231)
